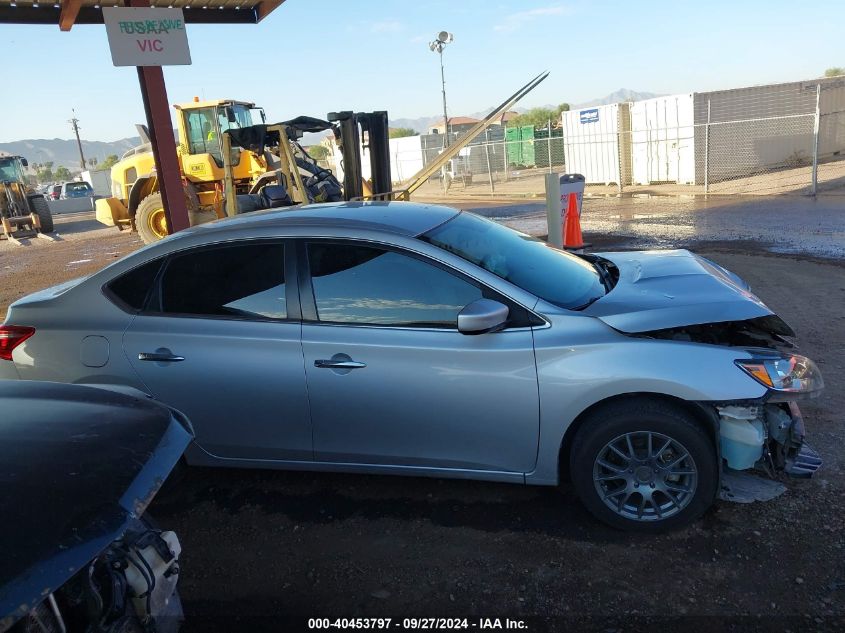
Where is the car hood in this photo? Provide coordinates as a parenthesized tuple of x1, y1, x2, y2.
(0, 382, 193, 628)
(582, 249, 780, 333)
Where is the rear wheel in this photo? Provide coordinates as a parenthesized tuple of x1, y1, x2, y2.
(569, 399, 717, 532)
(136, 192, 169, 244)
(28, 195, 53, 233)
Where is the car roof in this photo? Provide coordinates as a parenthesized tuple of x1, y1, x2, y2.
(178, 201, 461, 240)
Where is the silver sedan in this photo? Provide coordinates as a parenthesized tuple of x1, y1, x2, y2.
(0, 202, 824, 531)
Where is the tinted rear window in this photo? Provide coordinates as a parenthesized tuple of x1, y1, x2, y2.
(106, 259, 164, 311)
(158, 243, 287, 319)
(66, 182, 92, 192)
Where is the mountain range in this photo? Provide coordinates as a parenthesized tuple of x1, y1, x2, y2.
(1, 89, 660, 171)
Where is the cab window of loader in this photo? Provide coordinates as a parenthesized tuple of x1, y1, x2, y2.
(185, 108, 221, 160)
(0, 159, 22, 182)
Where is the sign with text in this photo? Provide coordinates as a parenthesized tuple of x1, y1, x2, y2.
(103, 7, 191, 67)
(579, 108, 599, 124)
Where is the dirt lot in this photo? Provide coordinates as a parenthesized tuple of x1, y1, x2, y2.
(2, 205, 844, 631)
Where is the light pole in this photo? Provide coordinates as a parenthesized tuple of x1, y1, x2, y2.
(429, 31, 454, 146)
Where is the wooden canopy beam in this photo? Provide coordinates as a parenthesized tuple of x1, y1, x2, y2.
(58, 0, 82, 31)
(256, 0, 285, 22)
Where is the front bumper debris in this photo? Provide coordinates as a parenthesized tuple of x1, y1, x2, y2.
(784, 443, 823, 478)
(716, 400, 822, 502)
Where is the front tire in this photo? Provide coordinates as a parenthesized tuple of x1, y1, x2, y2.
(136, 192, 169, 244)
(29, 195, 54, 233)
(570, 399, 717, 532)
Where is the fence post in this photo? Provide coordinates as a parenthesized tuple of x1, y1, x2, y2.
(811, 83, 821, 196)
(547, 118, 553, 174)
(484, 129, 495, 194)
(441, 136, 449, 194)
(704, 98, 711, 194)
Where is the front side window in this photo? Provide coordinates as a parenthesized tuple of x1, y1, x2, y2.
(307, 242, 482, 327)
(156, 243, 287, 319)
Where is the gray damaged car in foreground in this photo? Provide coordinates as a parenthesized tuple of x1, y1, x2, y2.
(0, 202, 825, 531)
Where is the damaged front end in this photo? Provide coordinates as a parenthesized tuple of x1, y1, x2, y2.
(580, 249, 825, 503)
(714, 400, 823, 503)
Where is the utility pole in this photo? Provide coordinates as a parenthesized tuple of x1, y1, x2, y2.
(69, 110, 86, 171)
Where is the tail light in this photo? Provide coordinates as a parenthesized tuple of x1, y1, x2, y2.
(0, 326, 35, 361)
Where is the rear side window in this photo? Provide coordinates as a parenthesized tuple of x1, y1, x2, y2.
(157, 243, 287, 319)
(106, 259, 164, 312)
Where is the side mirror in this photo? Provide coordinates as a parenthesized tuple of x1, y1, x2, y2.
(457, 299, 509, 335)
(225, 106, 236, 123)
(20, 158, 28, 167)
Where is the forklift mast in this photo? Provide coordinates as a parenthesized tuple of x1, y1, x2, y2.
(328, 111, 392, 201)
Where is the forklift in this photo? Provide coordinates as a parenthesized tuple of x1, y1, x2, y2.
(0, 155, 54, 245)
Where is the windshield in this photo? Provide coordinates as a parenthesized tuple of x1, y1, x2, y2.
(0, 158, 24, 182)
(421, 212, 606, 309)
(217, 104, 255, 133)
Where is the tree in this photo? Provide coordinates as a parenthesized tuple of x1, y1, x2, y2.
(508, 103, 570, 128)
(307, 145, 330, 160)
(99, 154, 120, 170)
(389, 127, 417, 139)
(54, 166, 72, 181)
(824, 67, 844, 77)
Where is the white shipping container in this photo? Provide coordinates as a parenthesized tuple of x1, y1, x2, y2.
(630, 94, 695, 185)
(562, 104, 623, 185)
(390, 134, 424, 184)
(331, 134, 424, 186)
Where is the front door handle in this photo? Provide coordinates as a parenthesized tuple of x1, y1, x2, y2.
(314, 359, 366, 369)
(138, 351, 185, 362)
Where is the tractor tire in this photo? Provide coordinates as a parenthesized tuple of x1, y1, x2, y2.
(135, 193, 169, 244)
(29, 195, 54, 233)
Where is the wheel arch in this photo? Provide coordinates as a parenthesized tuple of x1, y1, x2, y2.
(127, 175, 157, 218)
(556, 392, 720, 484)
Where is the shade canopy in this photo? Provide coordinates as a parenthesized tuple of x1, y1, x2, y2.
(0, 0, 285, 30)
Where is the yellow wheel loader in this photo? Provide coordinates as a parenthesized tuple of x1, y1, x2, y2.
(95, 98, 281, 244)
(0, 155, 54, 245)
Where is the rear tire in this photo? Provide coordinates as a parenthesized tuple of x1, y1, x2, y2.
(29, 195, 53, 233)
(136, 193, 169, 244)
(569, 398, 717, 533)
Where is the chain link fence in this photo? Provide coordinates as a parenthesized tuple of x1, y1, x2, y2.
(399, 84, 845, 198)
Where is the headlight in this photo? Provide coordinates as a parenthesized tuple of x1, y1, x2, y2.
(735, 353, 824, 399)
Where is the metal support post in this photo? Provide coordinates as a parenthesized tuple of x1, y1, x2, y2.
(484, 129, 494, 193)
(811, 83, 821, 196)
(130, 0, 190, 234)
(222, 132, 237, 216)
(547, 118, 553, 174)
(704, 99, 711, 194)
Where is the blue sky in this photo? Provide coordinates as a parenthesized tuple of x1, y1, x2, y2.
(2, 0, 843, 142)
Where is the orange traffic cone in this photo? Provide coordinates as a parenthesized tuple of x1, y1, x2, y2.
(562, 192, 585, 250)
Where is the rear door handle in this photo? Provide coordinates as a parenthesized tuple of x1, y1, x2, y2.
(314, 359, 366, 369)
(138, 351, 185, 362)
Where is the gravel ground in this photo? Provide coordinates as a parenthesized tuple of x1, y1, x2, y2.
(2, 202, 844, 631)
